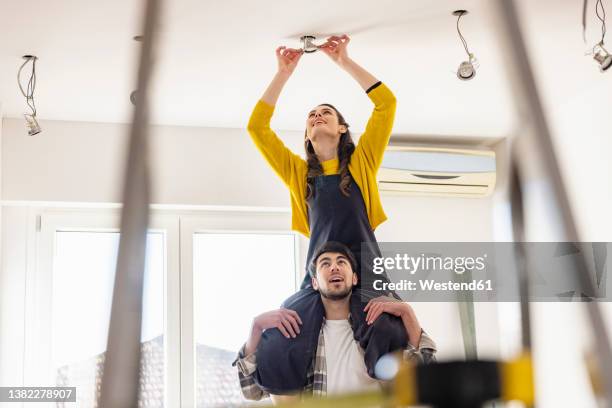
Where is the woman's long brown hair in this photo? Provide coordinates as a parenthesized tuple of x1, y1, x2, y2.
(304, 104, 355, 202)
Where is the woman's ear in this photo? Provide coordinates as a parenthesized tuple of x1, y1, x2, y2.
(338, 125, 347, 134)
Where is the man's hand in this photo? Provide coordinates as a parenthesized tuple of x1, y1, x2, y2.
(253, 308, 303, 339)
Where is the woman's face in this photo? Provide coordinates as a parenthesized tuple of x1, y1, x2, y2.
(305, 105, 346, 142)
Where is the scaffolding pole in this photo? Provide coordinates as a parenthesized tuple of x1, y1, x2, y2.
(98, 0, 160, 406)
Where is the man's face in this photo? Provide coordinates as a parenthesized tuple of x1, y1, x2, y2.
(312, 252, 357, 301)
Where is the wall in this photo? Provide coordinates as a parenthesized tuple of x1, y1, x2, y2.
(1, 118, 295, 207)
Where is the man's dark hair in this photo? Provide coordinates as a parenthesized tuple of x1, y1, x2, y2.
(310, 241, 357, 277)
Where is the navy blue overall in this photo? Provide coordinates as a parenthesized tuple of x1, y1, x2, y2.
(254, 173, 408, 395)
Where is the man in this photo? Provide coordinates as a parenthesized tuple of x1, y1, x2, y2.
(234, 241, 436, 403)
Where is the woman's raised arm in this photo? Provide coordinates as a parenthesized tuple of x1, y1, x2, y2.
(260, 47, 303, 106)
(318, 35, 378, 91)
(319, 35, 397, 171)
(247, 47, 306, 189)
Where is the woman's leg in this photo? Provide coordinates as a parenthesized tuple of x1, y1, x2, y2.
(254, 288, 324, 395)
(349, 288, 408, 378)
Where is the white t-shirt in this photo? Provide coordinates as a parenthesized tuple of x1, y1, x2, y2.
(322, 319, 381, 395)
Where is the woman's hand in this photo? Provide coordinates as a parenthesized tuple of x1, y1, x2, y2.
(364, 296, 423, 348)
(364, 295, 405, 324)
(276, 46, 303, 76)
(244, 308, 303, 355)
(259, 47, 302, 105)
(319, 34, 351, 66)
(253, 308, 303, 338)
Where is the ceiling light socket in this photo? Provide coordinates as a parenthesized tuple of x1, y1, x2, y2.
(301, 35, 318, 53)
(593, 44, 612, 72)
(595, 54, 612, 71)
(453, 9, 477, 81)
(22, 55, 38, 60)
(24, 113, 41, 136)
(457, 60, 476, 80)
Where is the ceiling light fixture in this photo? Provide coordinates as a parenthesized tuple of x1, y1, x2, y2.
(583, 0, 611, 72)
(130, 90, 138, 106)
(301, 35, 318, 53)
(17, 55, 41, 136)
(593, 43, 612, 70)
(130, 36, 143, 105)
(453, 10, 478, 81)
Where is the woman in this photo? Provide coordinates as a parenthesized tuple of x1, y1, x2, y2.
(247, 35, 412, 395)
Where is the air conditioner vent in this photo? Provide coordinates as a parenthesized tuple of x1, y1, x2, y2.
(378, 146, 496, 197)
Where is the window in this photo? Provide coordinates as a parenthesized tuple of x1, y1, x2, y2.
(52, 231, 166, 407)
(193, 233, 297, 407)
(31, 209, 297, 407)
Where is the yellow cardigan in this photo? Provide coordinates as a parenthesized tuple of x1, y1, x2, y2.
(246, 83, 396, 237)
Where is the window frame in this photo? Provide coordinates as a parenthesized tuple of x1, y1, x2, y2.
(29, 206, 302, 408)
(179, 210, 300, 407)
(32, 209, 181, 407)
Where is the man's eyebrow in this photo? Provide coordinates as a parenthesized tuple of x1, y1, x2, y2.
(317, 254, 349, 264)
(317, 256, 331, 264)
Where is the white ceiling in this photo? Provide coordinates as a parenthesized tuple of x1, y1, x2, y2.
(0, 0, 605, 138)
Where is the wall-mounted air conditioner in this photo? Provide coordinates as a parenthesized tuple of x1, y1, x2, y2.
(378, 146, 496, 197)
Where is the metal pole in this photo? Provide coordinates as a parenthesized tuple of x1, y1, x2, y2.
(509, 156, 532, 352)
(98, 0, 160, 405)
(490, 0, 612, 405)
